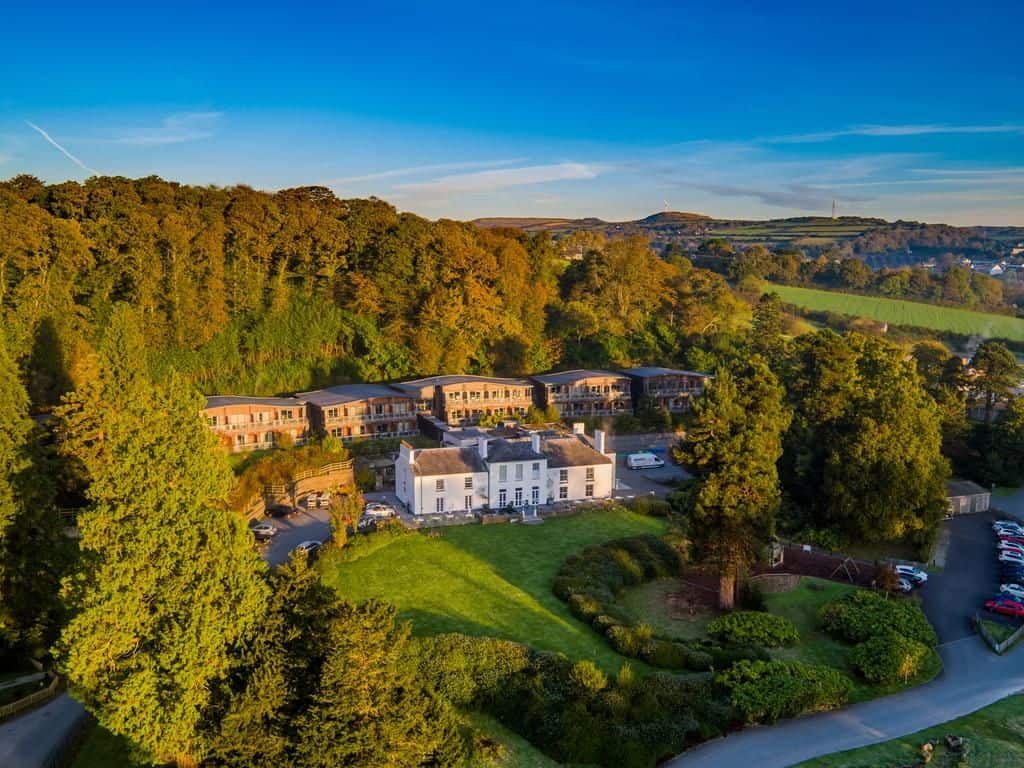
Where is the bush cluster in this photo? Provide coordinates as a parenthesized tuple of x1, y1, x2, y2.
(707, 611, 799, 647)
(716, 659, 853, 724)
(416, 633, 733, 768)
(820, 590, 938, 685)
(628, 496, 673, 517)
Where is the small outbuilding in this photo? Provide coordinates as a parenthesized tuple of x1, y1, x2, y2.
(945, 480, 991, 517)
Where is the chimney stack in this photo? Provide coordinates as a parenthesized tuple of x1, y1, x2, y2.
(594, 429, 606, 454)
(399, 440, 414, 465)
(572, 422, 585, 435)
(477, 436, 489, 460)
(530, 432, 541, 453)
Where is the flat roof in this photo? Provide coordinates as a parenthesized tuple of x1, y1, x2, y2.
(620, 366, 710, 379)
(393, 374, 532, 391)
(297, 383, 411, 407)
(946, 479, 990, 498)
(205, 395, 304, 409)
(530, 369, 629, 385)
(411, 446, 487, 476)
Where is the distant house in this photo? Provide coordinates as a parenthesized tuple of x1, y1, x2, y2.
(395, 427, 615, 515)
(391, 375, 534, 426)
(203, 396, 309, 453)
(620, 366, 710, 413)
(531, 370, 633, 418)
(946, 480, 991, 517)
(298, 383, 417, 442)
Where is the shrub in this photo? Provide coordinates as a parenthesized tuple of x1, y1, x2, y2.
(820, 590, 938, 647)
(849, 631, 930, 684)
(592, 614, 623, 634)
(569, 660, 608, 693)
(414, 634, 531, 706)
(704, 643, 770, 669)
(716, 660, 853, 724)
(707, 611, 799, 647)
(737, 581, 767, 611)
(630, 496, 673, 518)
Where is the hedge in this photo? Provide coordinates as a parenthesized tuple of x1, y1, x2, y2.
(849, 631, 931, 684)
(707, 611, 799, 647)
(716, 660, 853, 724)
(819, 590, 938, 648)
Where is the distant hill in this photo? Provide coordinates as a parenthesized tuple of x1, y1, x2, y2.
(473, 212, 1024, 261)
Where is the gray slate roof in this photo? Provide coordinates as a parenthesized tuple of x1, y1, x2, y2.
(393, 374, 531, 393)
(620, 366, 710, 379)
(946, 479, 990, 498)
(205, 395, 304, 409)
(297, 383, 410, 407)
(542, 436, 613, 468)
(530, 369, 628, 385)
(411, 447, 487, 476)
(486, 439, 546, 463)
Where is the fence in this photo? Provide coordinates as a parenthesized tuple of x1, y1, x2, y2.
(974, 613, 1024, 655)
(0, 673, 61, 721)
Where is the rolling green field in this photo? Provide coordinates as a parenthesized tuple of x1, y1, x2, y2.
(767, 284, 1024, 341)
(318, 508, 666, 672)
(796, 694, 1024, 767)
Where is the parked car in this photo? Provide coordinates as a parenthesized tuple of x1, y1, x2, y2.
(997, 534, 1024, 545)
(985, 598, 1024, 619)
(994, 524, 1024, 536)
(1000, 583, 1024, 601)
(995, 519, 1024, 529)
(893, 564, 928, 585)
(357, 515, 377, 532)
(250, 522, 278, 542)
(999, 550, 1024, 563)
(626, 452, 666, 470)
(998, 540, 1024, 551)
(268, 504, 302, 519)
(293, 540, 323, 556)
(363, 502, 397, 518)
(895, 577, 913, 593)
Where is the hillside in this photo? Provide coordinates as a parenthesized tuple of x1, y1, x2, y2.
(475, 212, 1023, 261)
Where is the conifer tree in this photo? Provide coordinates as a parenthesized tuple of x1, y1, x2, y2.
(55, 305, 269, 766)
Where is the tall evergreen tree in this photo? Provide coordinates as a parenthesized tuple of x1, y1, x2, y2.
(970, 341, 1020, 424)
(676, 358, 791, 608)
(55, 305, 269, 766)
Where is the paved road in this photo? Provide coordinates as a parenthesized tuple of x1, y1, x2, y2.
(670, 505, 1024, 767)
(0, 692, 86, 768)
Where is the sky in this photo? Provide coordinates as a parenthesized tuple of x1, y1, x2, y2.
(2, 0, 1023, 225)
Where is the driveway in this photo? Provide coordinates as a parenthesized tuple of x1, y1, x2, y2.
(0, 692, 86, 768)
(613, 455, 690, 500)
(669, 506, 1024, 768)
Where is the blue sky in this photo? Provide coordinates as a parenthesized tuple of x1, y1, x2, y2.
(2, 0, 1022, 224)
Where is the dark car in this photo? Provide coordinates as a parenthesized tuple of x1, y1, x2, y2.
(267, 505, 301, 519)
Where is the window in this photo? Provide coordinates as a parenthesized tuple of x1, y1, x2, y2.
(499, 465, 508, 482)
(498, 489, 507, 507)
(514, 488, 523, 507)
(326, 407, 339, 419)
(585, 484, 594, 497)
(236, 435, 246, 446)
(531, 487, 539, 505)
(585, 467, 595, 481)
(464, 476, 473, 489)
(436, 498, 445, 513)
(436, 479, 445, 492)
(531, 462, 540, 479)
(559, 487, 568, 500)
(264, 432, 275, 444)
(559, 469, 568, 484)
(375, 404, 384, 416)
(280, 409, 294, 420)
(207, 416, 218, 427)
(464, 495, 472, 511)
(514, 464, 524, 481)
(329, 427, 343, 438)
(358, 425, 365, 435)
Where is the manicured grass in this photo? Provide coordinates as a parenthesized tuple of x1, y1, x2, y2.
(765, 577, 941, 703)
(72, 724, 139, 768)
(842, 538, 923, 564)
(613, 578, 716, 641)
(463, 712, 568, 768)
(766, 284, 1024, 340)
(979, 618, 1017, 644)
(319, 509, 666, 672)
(795, 694, 1024, 767)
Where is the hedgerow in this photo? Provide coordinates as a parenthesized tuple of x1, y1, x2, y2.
(707, 611, 799, 647)
(819, 590, 938, 647)
(716, 659, 853, 724)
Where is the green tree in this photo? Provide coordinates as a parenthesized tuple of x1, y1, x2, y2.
(750, 292, 786, 365)
(970, 341, 1020, 423)
(55, 306, 269, 766)
(675, 358, 791, 608)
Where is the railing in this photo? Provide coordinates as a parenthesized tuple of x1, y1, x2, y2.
(0, 674, 61, 722)
(216, 419, 307, 432)
(260, 460, 354, 495)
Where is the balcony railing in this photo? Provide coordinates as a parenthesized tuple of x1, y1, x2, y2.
(216, 419, 307, 432)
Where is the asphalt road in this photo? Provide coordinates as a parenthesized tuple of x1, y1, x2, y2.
(670, 505, 1024, 768)
(0, 692, 86, 768)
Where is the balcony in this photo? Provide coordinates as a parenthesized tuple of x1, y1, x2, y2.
(215, 418, 307, 432)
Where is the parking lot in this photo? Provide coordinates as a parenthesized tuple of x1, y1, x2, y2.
(613, 454, 691, 499)
(920, 511, 1006, 643)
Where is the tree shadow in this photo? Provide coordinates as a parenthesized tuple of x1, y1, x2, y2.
(27, 317, 72, 412)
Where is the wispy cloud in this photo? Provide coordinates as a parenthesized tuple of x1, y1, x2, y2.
(25, 121, 98, 175)
(691, 182, 872, 211)
(326, 158, 525, 185)
(395, 162, 601, 194)
(115, 112, 222, 146)
(912, 166, 1024, 177)
(767, 123, 1024, 144)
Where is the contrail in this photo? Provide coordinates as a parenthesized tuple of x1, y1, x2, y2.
(25, 121, 99, 176)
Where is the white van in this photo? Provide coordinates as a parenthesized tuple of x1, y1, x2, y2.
(626, 452, 665, 470)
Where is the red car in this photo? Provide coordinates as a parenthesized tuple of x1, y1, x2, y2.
(999, 535, 1024, 545)
(985, 598, 1024, 618)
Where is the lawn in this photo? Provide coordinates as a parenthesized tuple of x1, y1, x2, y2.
(795, 694, 1024, 767)
(319, 509, 666, 671)
(613, 579, 715, 641)
(72, 724, 138, 768)
(766, 284, 1024, 341)
(463, 712, 569, 768)
(766, 577, 942, 703)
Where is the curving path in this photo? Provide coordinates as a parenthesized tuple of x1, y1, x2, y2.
(0, 692, 86, 768)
